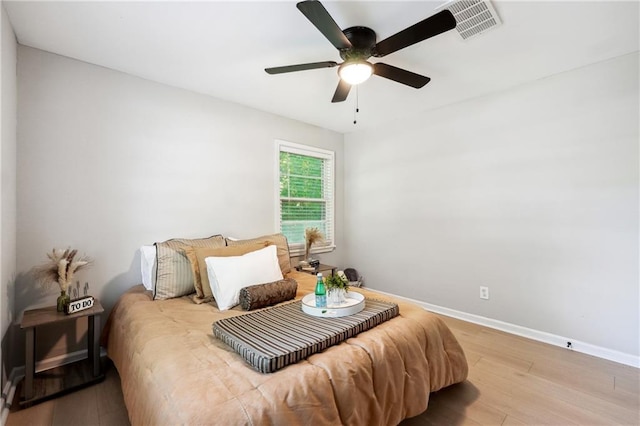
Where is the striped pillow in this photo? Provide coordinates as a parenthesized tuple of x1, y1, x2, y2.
(154, 235, 225, 300)
(226, 233, 292, 274)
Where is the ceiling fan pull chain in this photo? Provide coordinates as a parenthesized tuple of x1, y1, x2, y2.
(353, 86, 360, 125)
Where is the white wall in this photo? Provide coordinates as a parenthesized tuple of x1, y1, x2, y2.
(10, 38, 638, 370)
(15, 46, 344, 363)
(1, 3, 17, 384)
(345, 53, 639, 358)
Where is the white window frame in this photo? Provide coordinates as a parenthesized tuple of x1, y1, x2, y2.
(275, 140, 335, 256)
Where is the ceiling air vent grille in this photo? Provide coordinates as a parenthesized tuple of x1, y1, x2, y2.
(437, 0, 502, 40)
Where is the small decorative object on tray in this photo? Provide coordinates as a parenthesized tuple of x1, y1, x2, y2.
(301, 291, 365, 317)
(32, 248, 92, 312)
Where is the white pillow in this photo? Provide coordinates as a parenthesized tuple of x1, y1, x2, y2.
(205, 244, 283, 311)
(140, 245, 157, 291)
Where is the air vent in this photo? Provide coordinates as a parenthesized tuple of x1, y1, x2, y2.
(437, 0, 502, 40)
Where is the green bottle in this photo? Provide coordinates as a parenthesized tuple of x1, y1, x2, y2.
(315, 273, 326, 308)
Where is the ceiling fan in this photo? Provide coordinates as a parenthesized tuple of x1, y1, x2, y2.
(265, 0, 457, 103)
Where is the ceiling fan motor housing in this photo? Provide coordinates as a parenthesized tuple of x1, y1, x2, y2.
(340, 26, 377, 61)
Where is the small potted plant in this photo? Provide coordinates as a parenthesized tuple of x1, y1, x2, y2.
(324, 273, 349, 306)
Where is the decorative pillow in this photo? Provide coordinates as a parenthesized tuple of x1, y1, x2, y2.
(181, 246, 208, 300)
(182, 242, 269, 301)
(154, 235, 225, 300)
(139, 245, 157, 291)
(226, 233, 292, 274)
(239, 278, 298, 311)
(205, 245, 284, 311)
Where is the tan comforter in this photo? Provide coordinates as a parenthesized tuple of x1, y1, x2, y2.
(106, 271, 468, 425)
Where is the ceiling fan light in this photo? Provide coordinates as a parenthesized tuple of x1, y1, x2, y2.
(339, 61, 373, 85)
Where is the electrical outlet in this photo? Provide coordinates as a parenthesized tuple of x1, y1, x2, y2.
(480, 286, 489, 300)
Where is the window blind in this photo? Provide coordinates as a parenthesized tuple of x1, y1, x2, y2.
(277, 141, 335, 255)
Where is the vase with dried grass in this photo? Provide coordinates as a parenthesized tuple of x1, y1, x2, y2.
(33, 248, 92, 312)
(303, 228, 324, 264)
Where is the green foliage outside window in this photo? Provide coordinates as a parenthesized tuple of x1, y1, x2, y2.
(280, 152, 327, 245)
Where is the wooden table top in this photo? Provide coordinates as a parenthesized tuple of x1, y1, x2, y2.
(20, 300, 104, 329)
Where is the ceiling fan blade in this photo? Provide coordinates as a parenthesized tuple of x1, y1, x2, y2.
(265, 61, 338, 74)
(374, 10, 456, 57)
(331, 79, 351, 103)
(372, 63, 431, 88)
(297, 0, 352, 50)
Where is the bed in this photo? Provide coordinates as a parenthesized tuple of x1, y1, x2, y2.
(105, 270, 468, 425)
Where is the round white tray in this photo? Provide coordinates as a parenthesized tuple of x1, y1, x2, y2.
(301, 292, 365, 317)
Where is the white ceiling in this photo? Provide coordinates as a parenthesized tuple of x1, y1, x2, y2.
(4, 1, 639, 134)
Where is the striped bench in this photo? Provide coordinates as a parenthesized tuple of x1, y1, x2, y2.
(213, 298, 399, 373)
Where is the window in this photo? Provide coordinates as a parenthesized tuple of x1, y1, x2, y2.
(276, 140, 335, 255)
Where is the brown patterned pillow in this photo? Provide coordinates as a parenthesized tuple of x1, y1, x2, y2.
(154, 235, 225, 300)
(226, 233, 292, 274)
(239, 278, 298, 311)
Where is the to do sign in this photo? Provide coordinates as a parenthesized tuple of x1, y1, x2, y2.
(65, 296, 95, 315)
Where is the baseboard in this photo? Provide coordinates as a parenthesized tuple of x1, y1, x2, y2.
(367, 288, 640, 368)
(0, 347, 108, 424)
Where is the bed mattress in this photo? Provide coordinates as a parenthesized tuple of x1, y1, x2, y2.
(105, 271, 468, 425)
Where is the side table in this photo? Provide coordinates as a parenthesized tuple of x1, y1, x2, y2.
(20, 300, 105, 406)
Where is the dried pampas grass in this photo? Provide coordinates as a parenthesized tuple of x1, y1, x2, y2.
(33, 248, 92, 292)
(304, 228, 324, 260)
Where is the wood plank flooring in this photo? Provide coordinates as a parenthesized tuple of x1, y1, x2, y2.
(7, 313, 639, 425)
(402, 315, 639, 425)
(7, 362, 129, 426)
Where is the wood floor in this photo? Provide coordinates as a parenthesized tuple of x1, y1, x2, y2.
(7, 313, 639, 425)
(6, 362, 129, 426)
(402, 315, 639, 425)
